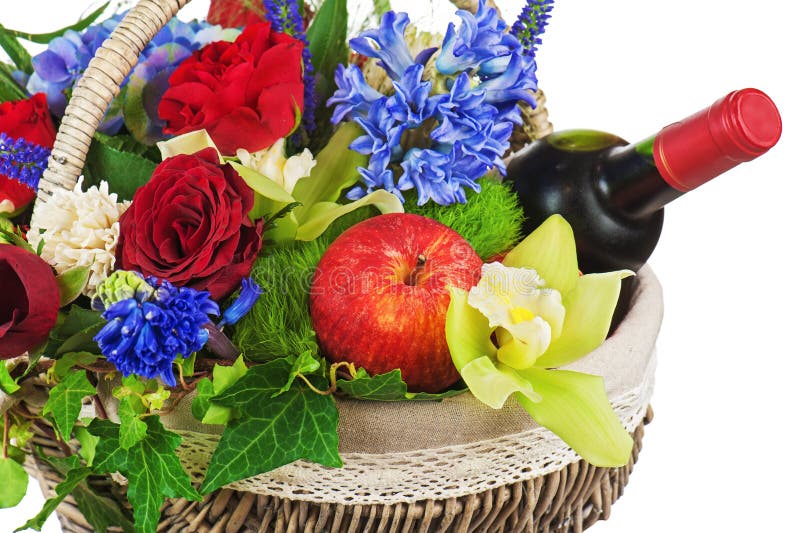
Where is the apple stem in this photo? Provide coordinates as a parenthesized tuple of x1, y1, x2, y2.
(406, 254, 427, 286)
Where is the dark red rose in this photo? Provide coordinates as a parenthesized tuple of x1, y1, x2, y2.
(207, 0, 265, 27)
(116, 148, 263, 300)
(0, 244, 60, 359)
(158, 22, 305, 156)
(0, 93, 57, 213)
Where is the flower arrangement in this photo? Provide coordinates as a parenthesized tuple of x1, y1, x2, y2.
(0, 1, 640, 531)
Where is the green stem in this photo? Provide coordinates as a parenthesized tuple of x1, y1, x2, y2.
(3, 411, 9, 459)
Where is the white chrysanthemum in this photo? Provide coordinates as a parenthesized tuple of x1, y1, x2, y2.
(28, 177, 129, 296)
(236, 138, 316, 195)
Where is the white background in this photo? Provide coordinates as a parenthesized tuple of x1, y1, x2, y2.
(2, 0, 798, 532)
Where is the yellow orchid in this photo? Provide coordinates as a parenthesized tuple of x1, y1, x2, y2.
(446, 214, 634, 467)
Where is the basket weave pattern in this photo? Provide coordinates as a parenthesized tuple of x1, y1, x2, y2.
(21, 1, 645, 532)
(25, 409, 651, 533)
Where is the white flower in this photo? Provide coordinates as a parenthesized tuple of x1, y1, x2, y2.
(468, 262, 566, 369)
(28, 178, 129, 296)
(236, 138, 316, 195)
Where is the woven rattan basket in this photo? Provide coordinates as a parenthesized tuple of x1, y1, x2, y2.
(18, 0, 660, 531)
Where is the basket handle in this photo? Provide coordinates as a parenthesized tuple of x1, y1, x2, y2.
(36, 0, 191, 206)
(34, 0, 509, 209)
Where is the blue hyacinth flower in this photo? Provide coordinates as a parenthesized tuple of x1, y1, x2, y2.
(350, 11, 416, 81)
(219, 277, 263, 328)
(436, 0, 520, 76)
(328, 65, 384, 125)
(94, 275, 219, 387)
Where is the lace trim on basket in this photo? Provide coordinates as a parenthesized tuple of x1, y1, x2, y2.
(175, 352, 656, 505)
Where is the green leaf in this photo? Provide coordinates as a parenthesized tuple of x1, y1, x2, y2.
(15, 465, 92, 531)
(56, 266, 91, 306)
(292, 122, 367, 221)
(514, 368, 633, 468)
(276, 350, 322, 397)
(42, 370, 97, 440)
(0, 362, 20, 394)
(295, 189, 403, 241)
(0, 27, 32, 73)
(83, 134, 157, 201)
(536, 270, 634, 369)
(229, 160, 296, 220)
(93, 132, 160, 161)
(336, 367, 467, 401)
(503, 214, 580, 295)
(75, 425, 99, 466)
(1, 2, 110, 44)
(200, 359, 342, 494)
(43, 306, 104, 357)
(0, 63, 26, 102)
(53, 352, 99, 380)
(0, 457, 27, 508)
(29, 454, 135, 533)
(88, 416, 201, 533)
(118, 397, 148, 450)
(307, 0, 348, 127)
(192, 356, 248, 425)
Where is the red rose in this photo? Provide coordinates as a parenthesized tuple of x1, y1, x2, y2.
(158, 22, 304, 156)
(207, 0, 265, 27)
(116, 148, 263, 300)
(0, 93, 57, 214)
(0, 244, 60, 359)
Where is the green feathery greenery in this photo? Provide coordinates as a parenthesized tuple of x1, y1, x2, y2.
(404, 177, 525, 260)
(232, 208, 374, 362)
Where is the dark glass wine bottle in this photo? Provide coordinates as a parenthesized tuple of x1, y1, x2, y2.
(506, 88, 782, 274)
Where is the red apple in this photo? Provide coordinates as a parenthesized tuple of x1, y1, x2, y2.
(310, 213, 483, 393)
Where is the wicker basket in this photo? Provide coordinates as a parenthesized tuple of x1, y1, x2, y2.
(18, 0, 659, 531)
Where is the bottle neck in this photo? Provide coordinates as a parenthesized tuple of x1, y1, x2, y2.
(599, 134, 683, 219)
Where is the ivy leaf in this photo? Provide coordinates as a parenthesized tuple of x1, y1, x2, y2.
(118, 397, 148, 450)
(42, 370, 97, 440)
(200, 359, 342, 494)
(275, 349, 322, 397)
(22, 454, 134, 533)
(75, 425, 99, 466)
(52, 352, 98, 380)
(88, 416, 201, 533)
(15, 464, 93, 531)
(191, 356, 248, 425)
(336, 368, 468, 401)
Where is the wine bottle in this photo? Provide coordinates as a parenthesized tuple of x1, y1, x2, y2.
(506, 88, 782, 274)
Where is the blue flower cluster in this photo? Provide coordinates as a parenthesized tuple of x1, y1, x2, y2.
(510, 0, 554, 58)
(263, 0, 316, 136)
(94, 274, 219, 387)
(27, 13, 225, 137)
(0, 132, 51, 192)
(328, 0, 538, 206)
